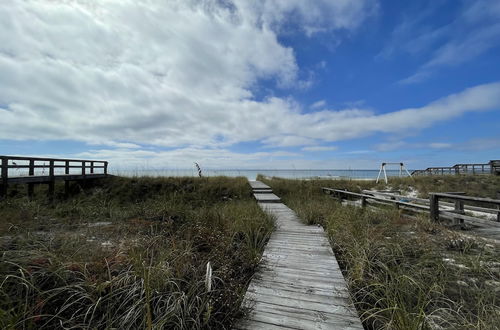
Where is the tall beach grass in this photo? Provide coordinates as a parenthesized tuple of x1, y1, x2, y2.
(0, 176, 274, 329)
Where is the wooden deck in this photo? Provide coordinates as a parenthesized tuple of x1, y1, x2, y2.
(1, 155, 108, 198)
(235, 181, 362, 329)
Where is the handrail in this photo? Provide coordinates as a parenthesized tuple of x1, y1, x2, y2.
(1, 155, 109, 198)
(0, 155, 106, 163)
(1, 155, 108, 176)
(323, 187, 500, 224)
(430, 192, 500, 205)
(429, 192, 500, 222)
(321, 188, 429, 211)
(362, 190, 500, 215)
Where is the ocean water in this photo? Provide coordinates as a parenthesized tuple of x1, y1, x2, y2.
(112, 169, 411, 181)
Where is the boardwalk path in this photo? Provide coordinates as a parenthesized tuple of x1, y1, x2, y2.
(235, 181, 363, 329)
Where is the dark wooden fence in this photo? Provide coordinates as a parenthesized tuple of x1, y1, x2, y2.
(322, 188, 500, 225)
(412, 160, 500, 176)
(429, 192, 500, 224)
(1, 155, 108, 198)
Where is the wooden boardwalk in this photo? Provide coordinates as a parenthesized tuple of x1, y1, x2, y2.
(235, 181, 363, 329)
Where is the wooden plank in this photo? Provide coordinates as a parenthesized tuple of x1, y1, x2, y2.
(243, 292, 357, 317)
(439, 211, 500, 228)
(246, 285, 349, 305)
(433, 192, 500, 205)
(254, 189, 274, 194)
(243, 301, 361, 329)
(235, 181, 363, 329)
(362, 190, 500, 215)
(7, 174, 107, 184)
(249, 180, 271, 189)
(254, 193, 281, 203)
(0, 155, 107, 163)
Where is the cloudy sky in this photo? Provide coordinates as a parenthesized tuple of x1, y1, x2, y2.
(1, 0, 499, 170)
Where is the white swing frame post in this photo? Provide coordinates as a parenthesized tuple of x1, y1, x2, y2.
(376, 162, 413, 184)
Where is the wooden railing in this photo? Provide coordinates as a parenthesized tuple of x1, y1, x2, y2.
(322, 188, 430, 212)
(429, 193, 500, 223)
(1, 155, 108, 198)
(412, 160, 500, 176)
(322, 188, 500, 226)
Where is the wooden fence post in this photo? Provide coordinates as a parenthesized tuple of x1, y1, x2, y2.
(82, 161, 86, 176)
(64, 160, 70, 196)
(454, 199, 465, 226)
(361, 196, 367, 207)
(497, 192, 500, 222)
(28, 159, 35, 198)
(48, 160, 55, 198)
(1, 156, 8, 198)
(429, 194, 439, 222)
(104, 162, 108, 175)
(90, 161, 94, 174)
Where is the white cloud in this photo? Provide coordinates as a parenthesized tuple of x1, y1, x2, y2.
(375, 141, 407, 152)
(262, 135, 317, 148)
(429, 142, 452, 149)
(234, 0, 378, 36)
(0, 0, 375, 149)
(75, 147, 301, 170)
(302, 146, 338, 152)
(310, 100, 326, 109)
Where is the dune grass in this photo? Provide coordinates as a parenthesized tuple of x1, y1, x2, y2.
(0, 176, 274, 329)
(259, 175, 500, 330)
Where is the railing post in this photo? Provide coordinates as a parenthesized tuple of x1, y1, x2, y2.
(454, 199, 465, 226)
(90, 161, 94, 174)
(497, 192, 500, 222)
(48, 160, 55, 198)
(28, 159, 35, 198)
(64, 161, 70, 197)
(82, 161, 86, 176)
(104, 162, 108, 175)
(429, 194, 439, 222)
(1, 156, 8, 198)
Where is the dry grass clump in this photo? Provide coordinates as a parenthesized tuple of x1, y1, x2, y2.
(261, 177, 500, 330)
(0, 176, 273, 329)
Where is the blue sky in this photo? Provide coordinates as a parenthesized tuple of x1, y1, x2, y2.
(0, 0, 499, 170)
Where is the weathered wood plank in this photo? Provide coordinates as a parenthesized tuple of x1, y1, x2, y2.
(254, 193, 281, 203)
(7, 173, 107, 184)
(249, 180, 271, 189)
